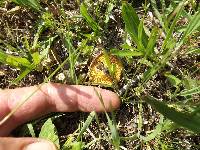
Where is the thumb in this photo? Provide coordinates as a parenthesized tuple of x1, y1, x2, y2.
(0, 137, 57, 150)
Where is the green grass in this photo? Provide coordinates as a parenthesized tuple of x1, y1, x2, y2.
(0, 0, 200, 149)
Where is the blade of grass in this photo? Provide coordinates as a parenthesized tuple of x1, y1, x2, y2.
(12, 0, 42, 12)
(94, 88, 120, 149)
(142, 49, 172, 84)
(178, 86, 200, 97)
(80, 3, 101, 33)
(150, 0, 165, 29)
(161, 0, 185, 54)
(111, 49, 143, 57)
(142, 115, 164, 142)
(138, 101, 143, 136)
(177, 10, 200, 48)
(170, 0, 192, 22)
(62, 33, 79, 84)
(11, 67, 33, 85)
(27, 123, 36, 137)
(77, 111, 95, 141)
(164, 72, 182, 87)
(186, 48, 200, 54)
(142, 1, 185, 83)
(108, 112, 120, 150)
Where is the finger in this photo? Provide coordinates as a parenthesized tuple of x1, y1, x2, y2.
(0, 137, 57, 150)
(0, 83, 120, 136)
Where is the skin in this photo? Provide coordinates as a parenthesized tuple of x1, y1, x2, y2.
(0, 83, 120, 150)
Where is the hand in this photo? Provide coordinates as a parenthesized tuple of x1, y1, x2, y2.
(0, 83, 120, 150)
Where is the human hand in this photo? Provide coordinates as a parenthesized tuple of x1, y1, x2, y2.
(0, 83, 120, 150)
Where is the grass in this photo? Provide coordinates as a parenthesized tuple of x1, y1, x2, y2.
(0, 0, 200, 149)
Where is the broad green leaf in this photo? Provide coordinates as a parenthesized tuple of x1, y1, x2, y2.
(120, 43, 133, 49)
(71, 142, 83, 150)
(77, 112, 95, 141)
(164, 72, 181, 87)
(39, 118, 60, 149)
(63, 140, 84, 150)
(31, 52, 40, 65)
(0, 50, 32, 69)
(122, 2, 148, 49)
(144, 96, 200, 133)
(138, 18, 144, 49)
(12, 0, 42, 12)
(145, 27, 159, 57)
(111, 49, 143, 57)
(179, 86, 200, 97)
(80, 3, 101, 33)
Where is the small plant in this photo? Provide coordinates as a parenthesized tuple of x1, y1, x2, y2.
(0, 19, 56, 84)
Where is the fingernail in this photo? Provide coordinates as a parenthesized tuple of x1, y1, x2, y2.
(24, 141, 57, 150)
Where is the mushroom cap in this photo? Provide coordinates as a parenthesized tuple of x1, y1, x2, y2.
(89, 53, 123, 86)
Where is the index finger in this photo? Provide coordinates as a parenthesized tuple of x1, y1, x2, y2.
(0, 83, 120, 136)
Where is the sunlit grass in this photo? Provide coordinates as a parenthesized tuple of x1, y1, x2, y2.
(0, 0, 199, 149)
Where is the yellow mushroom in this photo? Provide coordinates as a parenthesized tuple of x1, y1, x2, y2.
(88, 53, 123, 86)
